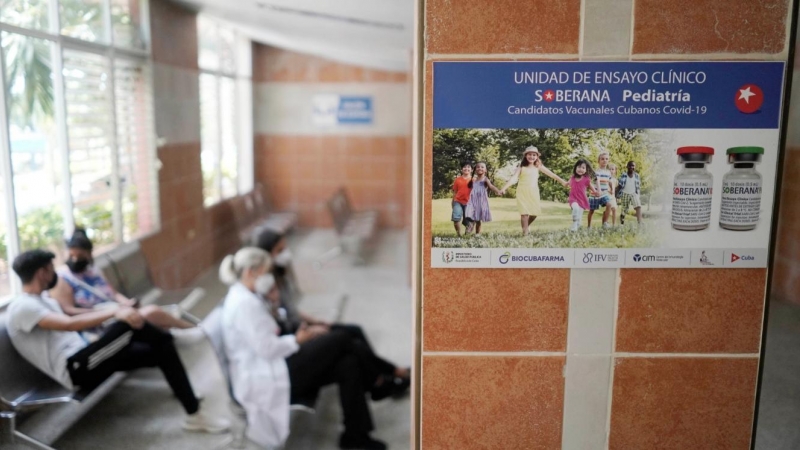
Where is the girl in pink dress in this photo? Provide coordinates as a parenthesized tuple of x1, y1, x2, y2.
(568, 159, 599, 231)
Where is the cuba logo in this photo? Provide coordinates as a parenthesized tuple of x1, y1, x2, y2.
(442, 251, 455, 264)
(499, 251, 511, 264)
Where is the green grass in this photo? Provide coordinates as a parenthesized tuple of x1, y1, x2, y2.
(432, 198, 663, 248)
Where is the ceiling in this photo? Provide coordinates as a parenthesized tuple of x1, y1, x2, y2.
(173, 0, 414, 72)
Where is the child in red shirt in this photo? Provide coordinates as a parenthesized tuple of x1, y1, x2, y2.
(452, 163, 473, 236)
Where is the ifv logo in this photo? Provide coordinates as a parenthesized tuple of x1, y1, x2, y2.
(582, 252, 605, 263)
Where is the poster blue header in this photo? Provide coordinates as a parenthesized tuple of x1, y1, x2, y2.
(433, 62, 785, 129)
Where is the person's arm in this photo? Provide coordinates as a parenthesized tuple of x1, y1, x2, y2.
(37, 306, 142, 332)
(485, 179, 503, 195)
(539, 165, 568, 186)
(49, 277, 95, 316)
(588, 179, 600, 197)
(499, 168, 521, 194)
(236, 297, 303, 359)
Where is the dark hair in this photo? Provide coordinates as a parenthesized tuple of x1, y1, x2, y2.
(66, 227, 93, 252)
(573, 159, 594, 179)
(256, 229, 284, 254)
(13, 250, 55, 284)
(461, 162, 472, 169)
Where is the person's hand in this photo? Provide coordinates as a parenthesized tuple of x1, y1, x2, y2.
(307, 324, 329, 336)
(295, 324, 317, 344)
(119, 297, 137, 307)
(115, 306, 145, 329)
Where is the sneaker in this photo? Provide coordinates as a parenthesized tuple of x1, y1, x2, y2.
(570, 221, 579, 232)
(183, 411, 231, 434)
(172, 327, 207, 346)
(602, 222, 611, 229)
(339, 432, 387, 450)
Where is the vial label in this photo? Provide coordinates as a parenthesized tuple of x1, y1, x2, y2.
(672, 179, 713, 227)
(720, 179, 761, 226)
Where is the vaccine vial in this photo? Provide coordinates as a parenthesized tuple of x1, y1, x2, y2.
(720, 146, 763, 231)
(672, 146, 714, 231)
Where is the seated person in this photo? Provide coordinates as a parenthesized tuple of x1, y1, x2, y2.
(220, 247, 387, 450)
(256, 230, 410, 397)
(49, 228, 198, 337)
(6, 249, 229, 433)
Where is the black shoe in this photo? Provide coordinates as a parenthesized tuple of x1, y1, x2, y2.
(620, 215, 625, 225)
(390, 375, 411, 399)
(339, 432, 388, 450)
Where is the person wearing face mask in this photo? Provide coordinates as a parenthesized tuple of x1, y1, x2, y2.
(256, 230, 411, 399)
(6, 249, 229, 433)
(49, 228, 197, 335)
(220, 247, 388, 450)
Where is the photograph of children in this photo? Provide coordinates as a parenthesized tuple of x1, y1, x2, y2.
(431, 128, 670, 249)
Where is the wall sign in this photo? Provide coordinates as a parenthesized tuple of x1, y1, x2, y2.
(430, 61, 785, 268)
(312, 94, 374, 126)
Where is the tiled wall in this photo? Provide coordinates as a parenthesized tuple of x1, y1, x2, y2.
(137, 0, 253, 288)
(252, 44, 412, 228)
(418, 1, 794, 449)
(772, 31, 800, 305)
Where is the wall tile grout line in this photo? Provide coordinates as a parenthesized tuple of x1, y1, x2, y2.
(605, 269, 621, 449)
(422, 351, 567, 357)
(614, 353, 760, 358)
(628, 0, 636, 61)
(578, 0, 586, 59)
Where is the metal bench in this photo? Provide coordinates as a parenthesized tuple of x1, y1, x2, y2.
(95, 241, 205, 319)
(0, 313, 127, 449)
(317, 188, 379, 267)
(237, 186, 299, 247)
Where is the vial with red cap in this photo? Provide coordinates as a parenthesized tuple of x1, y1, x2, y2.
(672, 146, 714, 231)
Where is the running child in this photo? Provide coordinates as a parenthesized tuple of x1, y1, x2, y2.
(567, 159, 599, 231)
(617, 160, 643, 225)
(451, 162, 473, 236)
(587, 151, 618, 228)
(465, 162, 502, 237)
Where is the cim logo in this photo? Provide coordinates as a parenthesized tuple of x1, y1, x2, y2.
(730, 253, 756, 263)
(499, 252, 511, 264)
(633, 254, 657, 262)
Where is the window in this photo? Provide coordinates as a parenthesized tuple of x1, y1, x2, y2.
(0, 0, 158, 301)
(197, 16, 252, 207)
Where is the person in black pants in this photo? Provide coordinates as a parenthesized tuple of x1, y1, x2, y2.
(6, 249, 229, 434)
(255, 230, 410, 400)
(219, 247, 387, 450)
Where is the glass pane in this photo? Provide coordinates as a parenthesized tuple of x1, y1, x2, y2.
(199, 73, 220, 206)
(197, 16, 218, 71)
(60, 0, 106, 43)
(0, 0, 50, 30)
(111, 0, 144, 49)
(63, 49, 115, 245)
(115, 58, 157, 241)
(218, 27, 235, 75)
(219, 76, 237, 199)
(2, 32, 64, 296)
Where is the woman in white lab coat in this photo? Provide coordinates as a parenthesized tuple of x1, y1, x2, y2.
(219, 247, 386, 450)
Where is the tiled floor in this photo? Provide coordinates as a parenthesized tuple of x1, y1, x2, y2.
(53, 229, 412, 450)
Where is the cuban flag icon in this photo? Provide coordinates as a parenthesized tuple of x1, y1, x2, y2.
(735, 84, 764, 114)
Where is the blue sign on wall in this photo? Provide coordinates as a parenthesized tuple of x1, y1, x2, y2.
(338, 96, 373, 124)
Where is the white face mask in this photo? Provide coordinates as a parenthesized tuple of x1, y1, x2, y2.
(254, 273, 276, 295)
(273, 249, 293, 267)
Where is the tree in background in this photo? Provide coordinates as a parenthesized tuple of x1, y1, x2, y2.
(433, 128, 661, 205)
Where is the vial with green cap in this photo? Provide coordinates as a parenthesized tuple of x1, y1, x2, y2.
(720, 146, 764, 231)
(672, 146, 714, 231)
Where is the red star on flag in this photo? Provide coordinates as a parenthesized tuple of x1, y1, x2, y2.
(735, 84, 763, 114)
(543, 89, 555, 102)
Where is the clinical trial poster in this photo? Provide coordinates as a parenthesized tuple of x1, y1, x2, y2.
(430, 62, 785, 269)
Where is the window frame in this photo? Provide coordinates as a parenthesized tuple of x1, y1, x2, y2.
(0, 0, 158, 307)
(198, 16, 253, 208)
